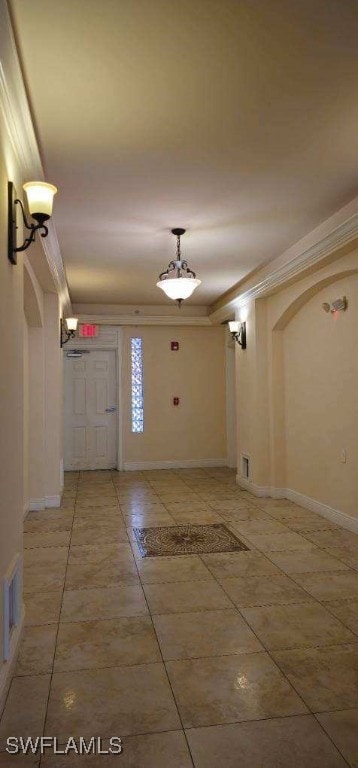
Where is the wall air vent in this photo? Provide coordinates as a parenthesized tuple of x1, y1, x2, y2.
(3, 555, 21, 661)
(242, 454, 250, 479)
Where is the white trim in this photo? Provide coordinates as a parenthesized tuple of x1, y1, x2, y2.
(77, 314, 212, 327)
(124, 458, 228, 471)
(45, 495, 61, 508)
(210, 208, 358, 323)
(0, 612, 24, 717)
(60, 459, 64, 491)
(237, 476, 358, 534)
(237, 476, 286, 498)
(286, 488, 358, 534)
(28, 498, 45, 511)
(0, 0, 71, 315)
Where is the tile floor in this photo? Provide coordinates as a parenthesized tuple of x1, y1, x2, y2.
(0, 468, 358, 766)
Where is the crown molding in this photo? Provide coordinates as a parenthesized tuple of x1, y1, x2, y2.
(0, 0, 71, 315)
(209, 210, 358, 324)
(76, 314, 212, 327)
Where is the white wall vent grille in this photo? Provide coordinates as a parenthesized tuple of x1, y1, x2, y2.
(3, 555, 21, 661)
(242, 454, 250, 479)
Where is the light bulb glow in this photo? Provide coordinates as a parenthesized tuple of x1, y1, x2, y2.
(228, 321, 240, 333)
(156, 277, 201, 300)
(65, 317, 78, 331)
(23, 181, 57, 218)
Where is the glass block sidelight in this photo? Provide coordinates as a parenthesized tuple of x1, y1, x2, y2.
(131, 337, 144, 433)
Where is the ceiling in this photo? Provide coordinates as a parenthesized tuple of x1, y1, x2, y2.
(9, 0, 358, 308)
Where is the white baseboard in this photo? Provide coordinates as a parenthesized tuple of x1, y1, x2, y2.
(28, 498, 45, 511)
(45, 495, 61, 508)
(237, 475, 358, 534)
(286, 488, 358, 534)
(0, 611, 24, 717)
(237, 477, 286, 499)
(124, 458, 228, 471)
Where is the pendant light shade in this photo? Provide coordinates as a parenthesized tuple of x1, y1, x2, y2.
(156, 228, 201, 306)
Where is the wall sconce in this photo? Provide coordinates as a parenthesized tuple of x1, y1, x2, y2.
(322, 296, 348, 314)
(228, 320, 247, 349)
(8, 180, 57, 265)
(61, 317, 78, 347)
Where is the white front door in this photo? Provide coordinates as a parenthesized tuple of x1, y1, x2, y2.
(64, 350, 117, 470)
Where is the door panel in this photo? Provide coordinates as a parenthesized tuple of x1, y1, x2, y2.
(64, 350, 117, 470)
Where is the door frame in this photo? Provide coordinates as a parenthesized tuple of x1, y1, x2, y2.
(63, 326, 124, 470)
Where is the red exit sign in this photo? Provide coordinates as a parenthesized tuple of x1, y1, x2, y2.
(79, 324, 99, 338)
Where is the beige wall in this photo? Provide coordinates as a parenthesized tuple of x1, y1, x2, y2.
(0, 142, 24, 677)
(284, 273, 358, 516)
(236, 246, 358, 520)
(123, 326, 227, 464)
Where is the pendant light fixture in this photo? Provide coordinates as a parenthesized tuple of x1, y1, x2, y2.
(156, 228, 201, 307)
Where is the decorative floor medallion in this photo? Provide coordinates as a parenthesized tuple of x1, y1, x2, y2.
(133, 523, 249, 558)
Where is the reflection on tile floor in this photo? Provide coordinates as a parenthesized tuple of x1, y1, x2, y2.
(133, 522, 249, 557)
(1, 467, 358, 766)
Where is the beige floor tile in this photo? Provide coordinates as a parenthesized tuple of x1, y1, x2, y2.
(46, 664, 181, 740)
(23, 563, 67, 594)
(55, 617, 161, 672)
(41, 731, 192, 767)
(76, 487, 117, 498)
(266, 550, 349, 574)
(285, 518, 340, 532)
(61, 585, 148, 622)
(186, 715, 347, 768)
(241, 602, 356, 650)
(24, 518, 73, 534)
(24, 531, 71, 549)
(166, 653, 307, 728)
(220, 574, 313, 608)
(246, 532, 316, 552)
(0, 675, 50, 751)
(169, 510, 224, 524)
(65, 559, 139, 589)
(75, 496, 119, 514)
(71, 523, 129, 546)
(324, 599, 358, 634)
(136, 554, 213, 583)
(16, 625, 57, 675)
(164, 501, 213, 513)
(143, 579, 232, 614)
(124, 513, 177, 527)
(210, 508, 270, 522)
(25, 510, 74, 523)
(324, 549, 358, 569)
(302, 530, 358, 552)
(68, 543, 133, 565)
(153, 609, 263, 660)
(272, 644, 358, 711)
(316, 709, 358, 768)
(0, 756, 39, 766)
(119, 501, 165, 513)
(202, 551, 281, 579)
(24, 590, 63, 626)
(259, 507, 318, 522)
(24, 546, 68, 568)
(233, 520, 289, 536)
(291, 571, 358, 601)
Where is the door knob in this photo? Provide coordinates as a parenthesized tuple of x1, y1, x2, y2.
(105, 406, 117, 412)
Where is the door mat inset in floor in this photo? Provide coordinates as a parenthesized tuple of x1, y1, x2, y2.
(133, 523, 249, 558)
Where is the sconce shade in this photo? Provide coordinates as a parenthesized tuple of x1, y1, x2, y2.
(228, 320, 240, 334)
(65, 317, 78, 332)
(23, 181, 57, 222)
(156, 277, 201, 301)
